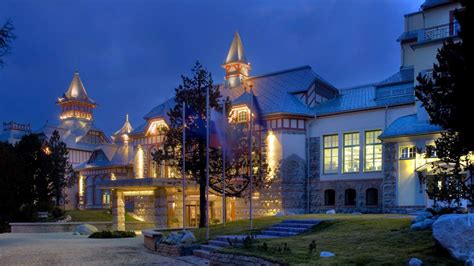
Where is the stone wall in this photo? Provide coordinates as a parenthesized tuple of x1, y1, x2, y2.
(382, 142, 398, 210)
(210, 252, 284, 266)
(9, 222, 153, 233)
(308, 137, 321, 212)
(280, 154, 307, 214)
(315, 179, 383, 213)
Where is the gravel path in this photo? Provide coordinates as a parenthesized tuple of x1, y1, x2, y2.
(0, 233, 193, 265)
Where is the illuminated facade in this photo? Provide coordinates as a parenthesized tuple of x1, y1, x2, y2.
(1, 0, 464, 228)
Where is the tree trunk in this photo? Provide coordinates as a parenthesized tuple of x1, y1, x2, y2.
(199, 172, 207, 228)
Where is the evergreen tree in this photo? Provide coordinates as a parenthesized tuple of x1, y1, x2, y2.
(153, 62, 274, 227)
(415, 0, 473, 206)
(47, 130, 74, 206)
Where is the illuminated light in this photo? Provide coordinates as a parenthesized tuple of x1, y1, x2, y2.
(78, 175, 84, 197)
(172, 202, 176, 209)
(123, 190, 155, 196)
(43, 146, 52, 155)
(134, 145, 145, 179)
(111, 173, 116, 181)
(266, 131, 279, 180)
(252, 192, 260, 199)
(146, 119, 168, 136)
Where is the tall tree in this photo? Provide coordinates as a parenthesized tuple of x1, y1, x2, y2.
(153, 62, 274, 227)
(47, 130, 74, 206)
(0, 19, 15, 68)
(415, 0, 473, 206)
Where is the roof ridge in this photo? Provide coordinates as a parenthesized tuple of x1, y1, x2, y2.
(247, 65, 311, 80)
(340, 82, 377, 91)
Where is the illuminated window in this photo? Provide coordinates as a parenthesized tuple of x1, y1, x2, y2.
(400, 146, 416, 159)
(343, 132, 360, 173)
(237, 110, 248, 123)
(102, 191, 111, 205)
(147, 120, 168, 135)
(365, 130, 382, 172)
(323, 134, 339, 174)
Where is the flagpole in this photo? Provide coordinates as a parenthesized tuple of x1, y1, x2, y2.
(206, 86, 210, 240)
(222, 101, 226, 227)
(249, 86, 254, 230)
(182, 102, 186, 230)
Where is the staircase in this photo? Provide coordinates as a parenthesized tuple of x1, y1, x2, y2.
(192, 219, 321, 260)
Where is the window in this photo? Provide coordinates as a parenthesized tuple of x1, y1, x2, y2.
(365, 130, 382, 172)
(102, 191, 111, 205)
(400, 146, 416, 159)
(345, 189, 356, 206)
(324, 190, 336, 206)
(323, 134, 339, 174)
(237, 110, 248, 123)
(343, 132, 360, 173)
(366, 188, 378, 206)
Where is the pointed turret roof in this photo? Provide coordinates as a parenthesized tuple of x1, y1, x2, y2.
(59, 71, 95, 104)
(114, 114, 134, 136)
(224, 31, 248, 65)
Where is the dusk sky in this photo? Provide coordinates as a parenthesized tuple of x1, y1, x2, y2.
(1, 0, 424, 134)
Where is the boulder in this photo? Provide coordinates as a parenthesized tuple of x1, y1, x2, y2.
(73, 224, 98, 235)
(411, 219, 434, 231)
(326, 209, 336, 215)
(320, 251, 335, 257)
(432, 214, 474, 261)
(408, 257, 423, 266)
(180, 230, 196, 244)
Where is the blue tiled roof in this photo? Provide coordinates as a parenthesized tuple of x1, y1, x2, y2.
(222, 65, 337, 116)
(421, 0, 454, 10)
(143, 98, 176, 121)
(380, 114, 442, 139)
(314, 67, 415, 116)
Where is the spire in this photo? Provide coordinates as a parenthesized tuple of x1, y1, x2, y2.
(57, 71, 96, 121)
(114, 113, 134, 136)
(224, 31, 248, 65)
(61, 71, 95, 104)
(222, 31, 251, 87)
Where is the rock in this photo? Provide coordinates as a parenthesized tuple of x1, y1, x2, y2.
(180, 230, 196, 244)
(326, 209, 336, 215)
(411, 219, 434, 230)
(433, 214, 474, 261)
(465, 257, 474, 266)
(320, 251, 335, 257)
(73, 224, 98, 235)
(352, 212, 362, 215)
(408, 257, 423, 265)
(274, 211, 285, 217)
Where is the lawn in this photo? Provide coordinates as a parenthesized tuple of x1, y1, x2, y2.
(191, 214, 459, 265)
(65, 210, 142, 222)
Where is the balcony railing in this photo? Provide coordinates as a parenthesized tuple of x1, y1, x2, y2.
(420, 23, 459, 42)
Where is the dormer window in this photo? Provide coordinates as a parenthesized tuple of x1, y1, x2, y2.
(147, 119, 168, 136)
(229, 106, 251, 124)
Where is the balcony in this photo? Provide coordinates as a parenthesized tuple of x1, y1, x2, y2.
(418, 22, 459, 43)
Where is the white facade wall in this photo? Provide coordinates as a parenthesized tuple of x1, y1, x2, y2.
(310, 105, 415, 181)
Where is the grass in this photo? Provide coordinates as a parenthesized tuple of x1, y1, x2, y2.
(191, 214, 459, 265)
(65, 210, 142, 222)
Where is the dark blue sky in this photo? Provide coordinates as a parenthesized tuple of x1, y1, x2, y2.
(0, 0, 423, 134)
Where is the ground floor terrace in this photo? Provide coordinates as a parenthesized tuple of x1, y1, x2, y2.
(101, 177, 284, 230)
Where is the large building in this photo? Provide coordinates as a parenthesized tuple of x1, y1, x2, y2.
(1, 0, 464, 229)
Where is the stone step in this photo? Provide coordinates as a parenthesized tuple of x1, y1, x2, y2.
(271, 223, 316, 229)
(281, 219, 321, 224)
(208, 240, 231, 247)
(267, 226, 308, 233)
(193, 249, 211, 260)
(200, 244, 223, 252)
(260, 230, 299, 237)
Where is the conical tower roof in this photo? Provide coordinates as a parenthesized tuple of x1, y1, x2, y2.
(59, 71, 95, 104)
(114, 114, 134, 136)
(224, 31, 248, 65)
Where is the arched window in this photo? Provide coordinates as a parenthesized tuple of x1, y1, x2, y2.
(324, 190, 336, 206)
(345, 189, 356, 206)
(366, 188, 378, 206)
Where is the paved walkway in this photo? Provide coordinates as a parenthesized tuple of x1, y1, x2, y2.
(0, 233, 193, 265)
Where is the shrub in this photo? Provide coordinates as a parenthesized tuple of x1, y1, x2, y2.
(51, 207, 65, 219)
(89, 230, 136, 238)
